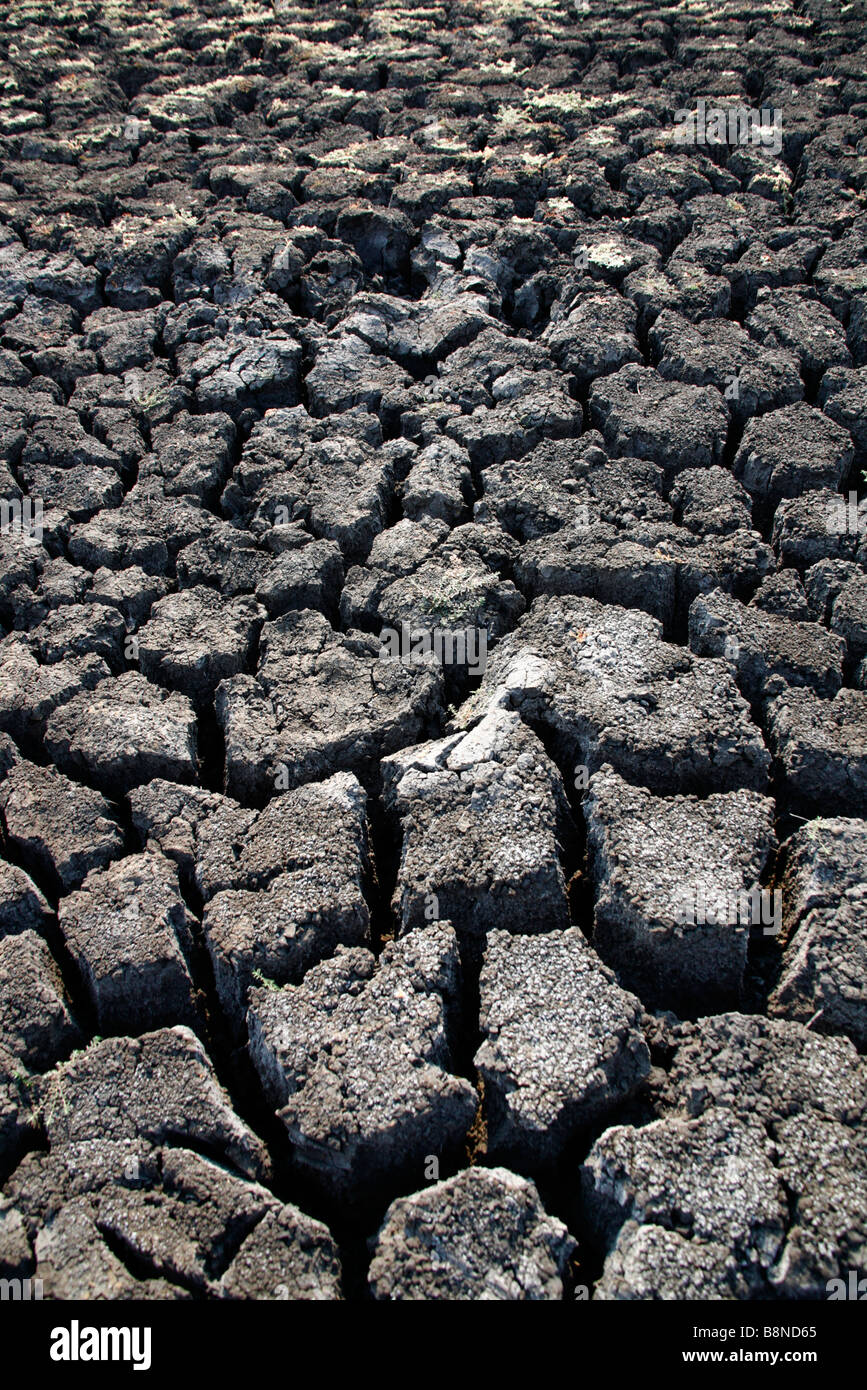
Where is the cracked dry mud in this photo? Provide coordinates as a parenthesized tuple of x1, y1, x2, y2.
(0, 0, 865, 1305)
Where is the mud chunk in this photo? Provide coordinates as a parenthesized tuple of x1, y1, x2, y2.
(254, 539, 343, 620)
(247, 924, 476, 1199)
(24, 603, 127, 671)
(583, 1113, 787, 1300)
(769, 817, 867, 1046)
(689, 587, 845, 704)
(139, 586, 264, 707)
(177, 527, 270, 598)
(375, 554, 524, 655)
(306, 332, 411, 419)
(749, 570, 811, 622)
(339, 518, 449, 629)
(335, 205, 414, 277)
(770, 1112, 867, 1296)
(217, 610, 443, 800)
(182, 333, 302, 417)
(829, 570, 867, 661)
(340, 286, 497, 372)
(670, 466, 753, 537)
(622, 260, 731, 326)
(664, 1011, 867, 1129)
(585, 764, 776, 1009)
(34, 1197, 176, 1300)
(400, 438, 473, 526)
(477, 435, 669, 542)
(36, 1027, 269, 1180)
(81, 305, 163, 375)
(87, 565, 169, 627)
(766, 687, 867, 816)
(747, 287, 852, 377)
(475, 929, 649, 1165)
(142, 410, 236, 503)
(543, 288, 642, 388)
(68, 490, 215, 574)
(0, 759, 123, 893)
(45, 671, 197, 797)
(382, 710, 571, 955)
(804, 559, 862, 623)
(201, 775, 371, 1031)
(58, 853, 197, 1034)
(516, 522, 772, 634)
(221, 1202, 342, 1301)
(444, 373, 581, 470)
(93, 1146, 341, 1299)
(773, 489, 866, 568)
(589, 365, 729, 477)
(0, 931, 81, 1070)
(0, 861, 52, 939)
(232, 412, 397, 562)
(820, 366, 867, 460)
(659, 1012, 867, 1296)
(0, 642, 109, 742)
(459, 596, 770, 795)
(593, 1223, 752, 1302)
(650, 310, 802, 422)
(734, 403, 853, 506)
(369, 1167, 575, 1301)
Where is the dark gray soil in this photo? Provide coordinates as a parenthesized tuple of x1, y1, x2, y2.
(0, 0, 866, 1303)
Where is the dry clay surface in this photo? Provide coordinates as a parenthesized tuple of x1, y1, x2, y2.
(0, 0, 866, 1302)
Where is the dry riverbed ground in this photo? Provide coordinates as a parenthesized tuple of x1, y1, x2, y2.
(0, 0, 866, 1303)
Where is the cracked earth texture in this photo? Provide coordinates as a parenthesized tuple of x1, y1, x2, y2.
(0, 0, 866, 1303)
